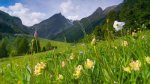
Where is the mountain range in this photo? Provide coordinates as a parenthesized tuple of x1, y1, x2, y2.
(29, 5, 121, 42)
(0, 4, 121, 42)
(0, 0, 149, 42)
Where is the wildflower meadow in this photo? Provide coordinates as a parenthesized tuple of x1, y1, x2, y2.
(0, 22, 150, 83)
(0, 0, 149, 83)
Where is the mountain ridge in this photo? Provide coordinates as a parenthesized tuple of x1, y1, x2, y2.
(0, 10, 29, 34)
(0, 4, 122, 42)
(30, 12, 73, 39)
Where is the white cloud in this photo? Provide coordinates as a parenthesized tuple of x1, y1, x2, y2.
(0, 3, 46, 26)
(67, 15, 79, 20)
(60, 0, 79, 14)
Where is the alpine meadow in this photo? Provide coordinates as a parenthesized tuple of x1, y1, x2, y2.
(0, 0, 150, 84)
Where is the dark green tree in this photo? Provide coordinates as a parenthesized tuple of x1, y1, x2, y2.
(31, 38, 41, 53)
(93, 10, 119, 40)
(17, 37, 30, 55)
(0, 32, 2, 40)
(45, 42, 52, 50)
(0, 38, 8, 58)
(120, 0, 150, 31)
(42, 47, 46, 52)
(13, 37, 30, 56)
(93, 26, 104, 40)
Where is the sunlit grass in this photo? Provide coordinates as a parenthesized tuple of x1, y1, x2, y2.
(0, 30, 150, 84)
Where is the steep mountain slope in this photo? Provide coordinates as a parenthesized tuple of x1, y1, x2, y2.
(30, 13, 73, 39)
(91, 0, 150, 41)
(54, 6, 120, 42)
(0, 10, 28, 34)
(30, 5, 123, 42)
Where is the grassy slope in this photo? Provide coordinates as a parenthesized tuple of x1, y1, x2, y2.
(0, 37, 71, 63)
(0, 30, 150, 84)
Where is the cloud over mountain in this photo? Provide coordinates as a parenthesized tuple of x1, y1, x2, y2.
(60, 0, 79, 14)
(0, 3, 46, 26)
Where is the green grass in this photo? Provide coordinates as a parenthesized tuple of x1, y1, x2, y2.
(0, 30, 150, 84)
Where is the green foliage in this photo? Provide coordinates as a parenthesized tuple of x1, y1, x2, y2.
(41, 42, 58, 52)
(18, 37, 30, 55)
(0, 30, 150, 83)
(0, 38, 8, 58)
(42, 47, 46, 52)
(119, 0, 150, 30)
(10, 37, 30, 56)
(0, 33, 2, 40)
(45, 42, 52, 50)
(31, 38, 41, 53)
(9, 49, 18, 56)
(0, 35, 67, 57)
(0, 23, 15, 33)
(92, 11, 119, 40)
(93, 26, 104, 40)
(91, 0, 150, 41)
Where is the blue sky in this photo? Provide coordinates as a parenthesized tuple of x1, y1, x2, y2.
(0, 0, 123, 26)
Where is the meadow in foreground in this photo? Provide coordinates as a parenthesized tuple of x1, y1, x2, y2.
(0, 30, 150, 84)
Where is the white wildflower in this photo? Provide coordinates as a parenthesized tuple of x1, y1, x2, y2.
(113, 21, 125, 31)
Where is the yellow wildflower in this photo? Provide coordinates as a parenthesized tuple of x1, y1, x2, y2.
(70, 53, 75, 60)
(122, 41, 128, 47)
(91, 37, 96, 46)
(76, 65, 83, 71)
(40, 62, 46, 69)
(112, 45, 117, 49)
(34, 69, 41, 76)
(129, 60, 141, 71)
(73, 65, 83, 79)
(84, 59, 95, 69)
(123, 66, 131, 73)
(142, 36, 145, 39)
(61, 61, 66, 68)
(145, 57, 150, 64)
(34, 62, 46, 76)
(132, 32, 137, 37)
(57, 74, 63, 80)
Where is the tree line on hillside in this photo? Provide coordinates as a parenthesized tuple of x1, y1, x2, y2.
(88, 0, 150, 41)
(0, 36, 57, 58)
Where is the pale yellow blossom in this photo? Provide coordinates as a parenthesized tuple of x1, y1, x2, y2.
(113, 45, 117, 49)
(145, 57, 150, 64)
(76, 65, 83, 71)
(73, 65, 83, 79)
(123, 66, 131, 73)
(57, 74, 63, 80)
(129, 60, 141, 71)
(132, 32, 137, 37)
(142, 36, 145, 39)
(61, 61, 66, 68)
(122, 41, 128, 47)
(84, 59, 95, 69)
(70, 53, 75, 60)
(34, 62, 46, 76)
(40, 62, 46, 69)
(91, 37, 96, 46)
(34, 69, 41, 76)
